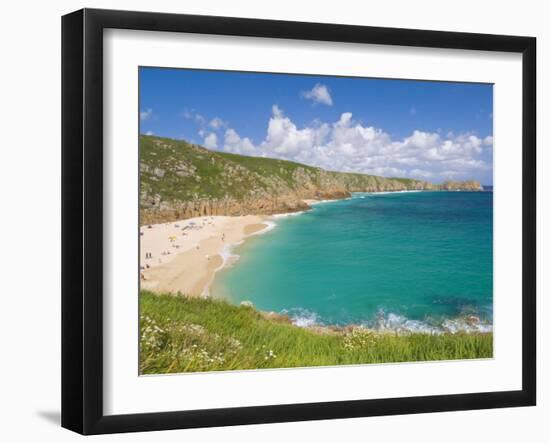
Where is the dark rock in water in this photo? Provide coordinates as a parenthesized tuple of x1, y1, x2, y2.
(261, 311, 292, 324)
(465, 315, 481, 325)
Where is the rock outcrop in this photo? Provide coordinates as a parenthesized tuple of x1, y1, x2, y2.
(440, 180, 484, 191)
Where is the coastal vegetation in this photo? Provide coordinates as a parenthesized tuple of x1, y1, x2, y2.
(140, 291, 493, 374)
(140, 135, 483, 224)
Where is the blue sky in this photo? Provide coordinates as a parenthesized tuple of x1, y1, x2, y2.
(140, 67, 493, 184)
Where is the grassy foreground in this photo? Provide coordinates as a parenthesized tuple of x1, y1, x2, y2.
(140, 291, 493, 374)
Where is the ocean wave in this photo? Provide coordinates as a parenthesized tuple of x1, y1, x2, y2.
(441, 318, 493, 334)
(367, 313, 441, 334)
(281, 308, 492, 334)
(281, 308, 319, 328)
(217, 241, 244, 270)
(249, 220, 278, 235)
(215, 221, 277, 273)
(369, 312, 492, 334)
(353, 190, 423, 197)
(307, 199, 339, 205)
(271, 211, 307, 218)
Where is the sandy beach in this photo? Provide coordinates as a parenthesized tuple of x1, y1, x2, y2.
(140, 215, 268, 296)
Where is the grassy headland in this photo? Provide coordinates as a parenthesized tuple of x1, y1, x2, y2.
(140, 135, 483, 224)
(140, 291, 493, 374)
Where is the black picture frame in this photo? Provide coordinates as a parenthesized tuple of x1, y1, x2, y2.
(61, 8, 536, 435)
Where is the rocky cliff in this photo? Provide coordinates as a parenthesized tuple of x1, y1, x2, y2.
(140, 135, 483, 224)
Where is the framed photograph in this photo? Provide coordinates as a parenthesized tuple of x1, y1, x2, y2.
(62, 8, 536, 435)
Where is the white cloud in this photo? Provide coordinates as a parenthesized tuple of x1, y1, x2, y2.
(140, 108, 153, 121)
(203, 132, 218, 149)
(259, 105, 326, 156)
(183, 110, 206, 125)
(186, 112, 229, 142)
(302, 83, 333, 106)
(145, 130, 154, 136)
(223, 128, 255, 155)
(209, 117, 227, 129)
(202, 106, 493, 183)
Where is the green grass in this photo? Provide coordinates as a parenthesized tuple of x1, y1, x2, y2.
(140, 135, 324, 203)
(140, 291, 493, 374)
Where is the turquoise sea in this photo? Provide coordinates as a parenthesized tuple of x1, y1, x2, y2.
(211, 191, 493, 332)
